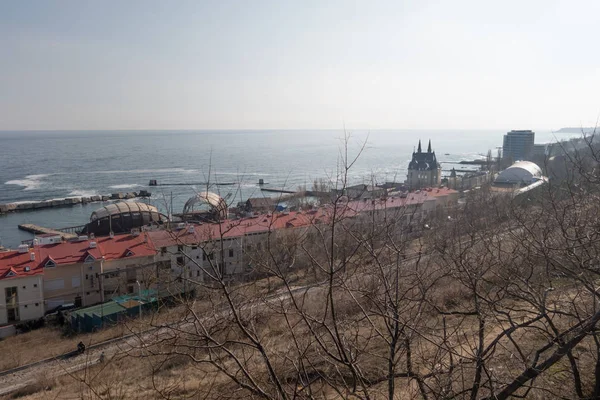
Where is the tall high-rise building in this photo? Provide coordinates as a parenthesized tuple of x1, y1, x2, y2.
(502, 130, 535, 161)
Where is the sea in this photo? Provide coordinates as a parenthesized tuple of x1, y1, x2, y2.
(0, 129, 576, 248)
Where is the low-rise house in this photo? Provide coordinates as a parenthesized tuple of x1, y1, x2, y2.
(149, 187, 459, 283)
(149, 211, 315, 284)
(346, 187, 458, 224)
(245, 197, 277, 213)
(35, 233, 157, 309)
(336, 184, 385, 200)
(0, 247, 44, 326)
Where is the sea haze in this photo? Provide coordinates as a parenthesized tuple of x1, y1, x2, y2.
(0, 129, 570, 248)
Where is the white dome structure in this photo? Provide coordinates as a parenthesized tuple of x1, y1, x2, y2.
(182, 191, 228, 220)
(495, 161, 543, 185)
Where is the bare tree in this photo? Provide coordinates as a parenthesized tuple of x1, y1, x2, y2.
(63, 130, 600, 400)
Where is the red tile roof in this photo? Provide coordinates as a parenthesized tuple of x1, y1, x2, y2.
(148, 211, 316, 248)
(346, 187, 456, 213)
(0, 187, 457, 279)
(0, 251, 43, 280)
(96, 234, 156, 260)
(0, 233, 157, 280)
(147, 188, 458, 248)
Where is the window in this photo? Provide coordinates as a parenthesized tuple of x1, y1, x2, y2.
(202, 253, 206, 261)
(35, 303, 39, 307)
(22, 286, 26, 289)
(176, 256, 184, 266)
(24, 305, 28, 308)
(229, 249, 234, 258)
(177, 245, 183, 252)
(161, 247, 167, 255)
(196, 270, 200, 277)
(44, 259, 56, 268)
(7, 290, 22, 307)
(45, 278, 65, 291)
(33, 284, 38, 288)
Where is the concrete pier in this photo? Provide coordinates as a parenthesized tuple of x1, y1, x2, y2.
(0, 191, 151, 215)
(259, 187, 296, 194)
(148, 180, 234, 186)
(17, 224, 78, 240)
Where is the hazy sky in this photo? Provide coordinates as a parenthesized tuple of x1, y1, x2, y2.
(1, 0, 599, 130)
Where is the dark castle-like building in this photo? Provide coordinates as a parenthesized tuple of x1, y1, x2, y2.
(407, 140, 441, 189)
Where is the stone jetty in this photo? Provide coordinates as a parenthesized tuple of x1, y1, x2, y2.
(17, 224, 78, 240)
(0, 190, 151, 215)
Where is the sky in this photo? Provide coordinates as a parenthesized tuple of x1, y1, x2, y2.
(1, 0, 599, 131)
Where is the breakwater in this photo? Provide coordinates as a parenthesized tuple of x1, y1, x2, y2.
(17, 224, 79, 240)
(0, 190, 151, 215)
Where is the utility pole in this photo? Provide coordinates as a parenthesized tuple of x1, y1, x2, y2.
(136, 280, 142, 319)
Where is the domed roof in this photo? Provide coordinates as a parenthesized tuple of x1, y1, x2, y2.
(496, 161, 543, 184)
(91, 202, 160, 221)
(182, 191, 227, 218)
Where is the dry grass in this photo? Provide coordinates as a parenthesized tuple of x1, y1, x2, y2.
(2, 247, 599, 399)
(2, 285, 596, 400)
(0, 300, 193, 372)
(0, 324, 127, 372)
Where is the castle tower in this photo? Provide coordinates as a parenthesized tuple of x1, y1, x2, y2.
(407, 139, 442, 189)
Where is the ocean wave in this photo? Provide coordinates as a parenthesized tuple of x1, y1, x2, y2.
(108, 184, 143, 189)
(77, 168, 199, 175)
(5, 174, 50, 191)
(216, 172, 271, 176)
(68, 190, 99, 197)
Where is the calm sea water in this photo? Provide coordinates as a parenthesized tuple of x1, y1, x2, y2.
(0, 129, 572, 248)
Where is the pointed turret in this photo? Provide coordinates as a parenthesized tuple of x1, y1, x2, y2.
(427, 139, 432, 153)
(417, 140, 422, 153)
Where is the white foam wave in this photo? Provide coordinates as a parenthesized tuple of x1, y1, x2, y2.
(68, 190, 98, 197)
(217, 172, 271, 176)
(108, 184, 143, 189)
(79, 168, 199, 175)
(5, 174, 50, 190)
